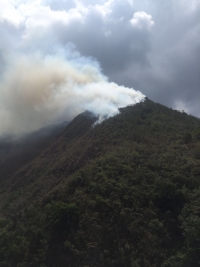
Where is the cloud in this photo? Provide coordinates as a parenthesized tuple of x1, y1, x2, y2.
(109, 0, 200, 116)
(130, 11, 154, 30)
(1, 0, 153, 75)
(0, 0, 200, 135)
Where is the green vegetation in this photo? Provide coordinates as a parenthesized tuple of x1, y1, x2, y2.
(0, 99, 200, 266)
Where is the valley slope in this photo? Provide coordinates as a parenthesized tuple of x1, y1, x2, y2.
(0, 98, 200, 267)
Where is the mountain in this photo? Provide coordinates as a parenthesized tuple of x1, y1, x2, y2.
(0, 98, 200, 267)
(0, 121, 69, 185)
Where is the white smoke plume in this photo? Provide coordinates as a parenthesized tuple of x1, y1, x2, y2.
(0, 50, 145, 135)
(1, 0, 200, 134)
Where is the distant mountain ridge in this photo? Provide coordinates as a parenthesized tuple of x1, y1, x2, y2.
(0, 98, 200, 267)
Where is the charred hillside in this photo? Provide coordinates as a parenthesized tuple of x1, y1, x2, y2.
(1, 98, 200, 267)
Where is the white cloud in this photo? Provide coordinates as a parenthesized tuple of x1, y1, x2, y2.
(0, 1, 24, 26)
(130, 11, 154, 30)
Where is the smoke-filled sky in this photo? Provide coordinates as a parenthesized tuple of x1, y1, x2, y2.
(0, 0, 200, 135)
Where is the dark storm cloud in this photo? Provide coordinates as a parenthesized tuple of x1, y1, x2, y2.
(124, 0, 200, 115)
(50, 1, 154, 76)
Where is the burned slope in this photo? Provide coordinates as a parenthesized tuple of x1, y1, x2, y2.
(1, 99, 200, 267)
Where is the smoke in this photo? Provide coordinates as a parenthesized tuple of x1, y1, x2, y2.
(0, 0, 146, 136)
(0, 50, 145, 135)
(1, 0, 200, 135)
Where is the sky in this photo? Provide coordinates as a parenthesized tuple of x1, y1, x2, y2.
(0, 0, 200, 135)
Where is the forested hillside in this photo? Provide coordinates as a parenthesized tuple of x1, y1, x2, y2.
(0, 121, 69, 184)
(0, 98, 200, 267)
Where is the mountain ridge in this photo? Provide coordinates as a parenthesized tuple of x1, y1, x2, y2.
(0, 98, 200, 267)
(0, 120, 70, 185)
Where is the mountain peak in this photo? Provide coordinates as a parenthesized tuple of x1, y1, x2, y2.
(1, 99, 200, 267)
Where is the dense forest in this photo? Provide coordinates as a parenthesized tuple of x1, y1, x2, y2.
(0, 98, 200, 267)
